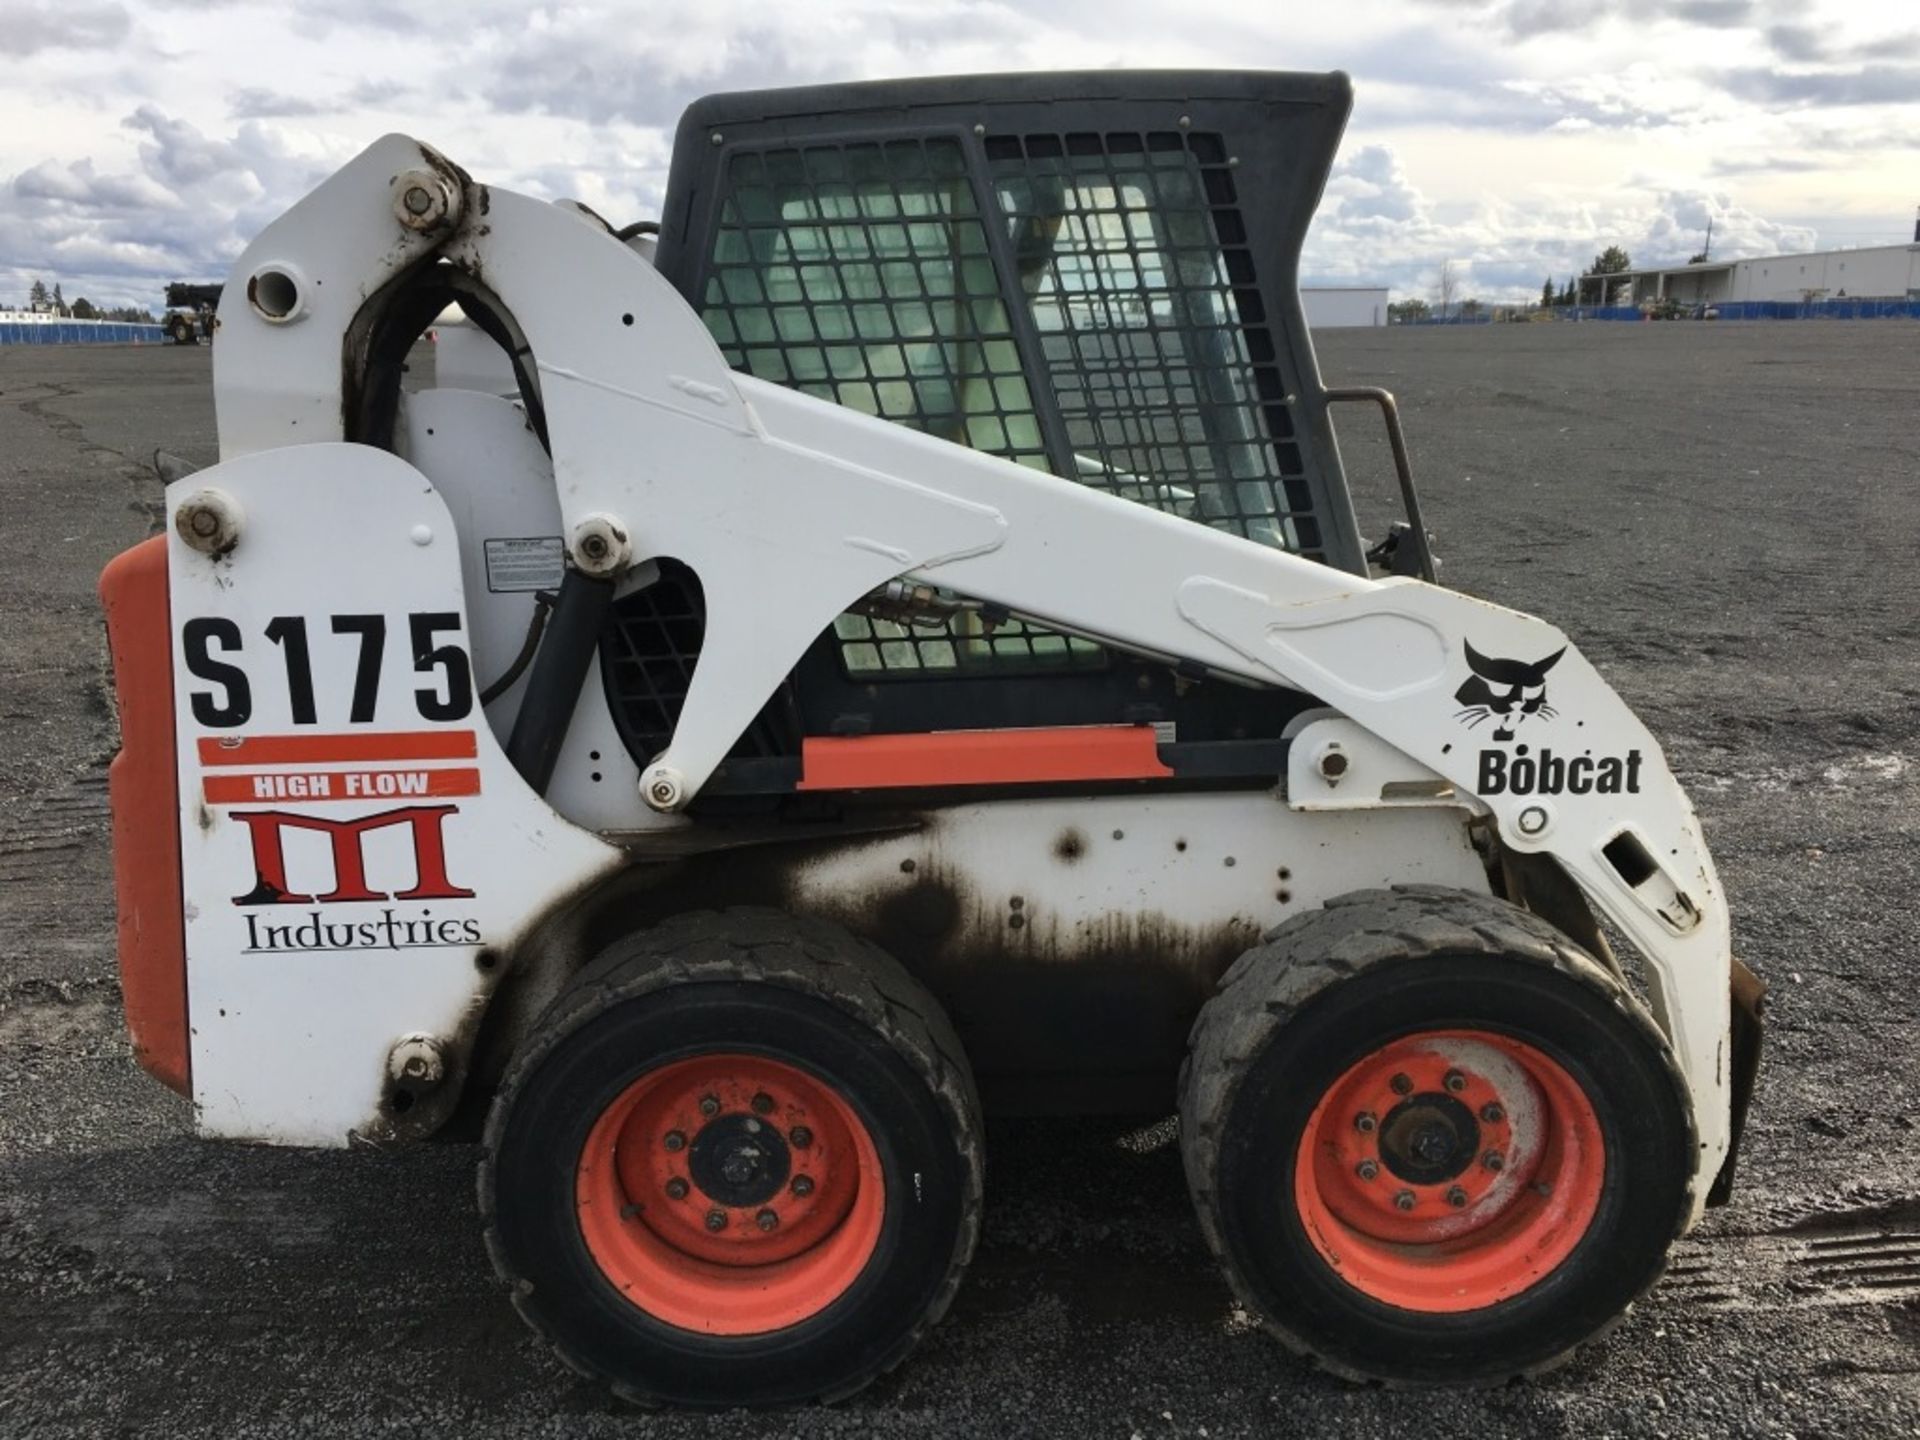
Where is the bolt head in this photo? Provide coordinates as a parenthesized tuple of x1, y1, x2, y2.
(1447, 1186, 1469, 1209)
(791, 1175, 814, 1197)
(1394, 1190, 1416, 1212)
(1481, 1103, 1505, 1124)
(665, 1177, 688, 1200)
(663, 1130, 686, 1152)
(390, 168, 458, 233)
(704, 1209, 727, 1232)
(1389, 1072, 1413, 1096)
(1483, 1150, 1505, 1173)
(1354, 1111, 1378, 1134)
(790, 1125, 813, 1149)
(698, 1094, 720, 1118)
(1444, 1070, 1467, 1093)
(1355, 1159, 1379, 1181)
(751, 1092, 774, 1116)
(756, 1208, 779, 1232)
(1517, 805, 1550, 836)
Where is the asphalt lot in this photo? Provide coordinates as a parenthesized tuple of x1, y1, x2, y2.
(2, 323, 1917, 1438)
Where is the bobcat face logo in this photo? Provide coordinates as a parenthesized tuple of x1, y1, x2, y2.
(1454, 641, 1565, 743)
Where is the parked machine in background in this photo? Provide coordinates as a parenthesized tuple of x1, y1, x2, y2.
(98, 71, 1762, 1407)
(161, 282, 221, 345)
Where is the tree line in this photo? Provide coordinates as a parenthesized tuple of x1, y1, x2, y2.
(1387, 246, 1638, 322)
(7, 278, 158, 324)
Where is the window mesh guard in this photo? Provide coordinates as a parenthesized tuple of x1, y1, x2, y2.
(692, 128, 1312, 678)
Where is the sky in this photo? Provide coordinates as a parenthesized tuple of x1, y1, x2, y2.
(1, 0, 1914, 309)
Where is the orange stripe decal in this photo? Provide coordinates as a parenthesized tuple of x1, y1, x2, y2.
(202, 767, 482, 806)
(797, 726, 1173, 791)
(198, 730, 478, 766)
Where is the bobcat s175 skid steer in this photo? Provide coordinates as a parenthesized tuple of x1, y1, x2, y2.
(98, 70, 1764, 1405)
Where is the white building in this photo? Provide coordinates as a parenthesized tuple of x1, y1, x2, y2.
(1301, 286, 1389, 328)
(1586, 231, 1920, 307)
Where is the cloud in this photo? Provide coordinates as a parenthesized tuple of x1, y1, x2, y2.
(1722, 64, 1920, 106)
(2, 106, 356, 308)
(1304, 140, 1818, 301)
(1503, 64, 1727, 129)
(0, 0, 1900, 312)
(1706, 154, 1826, 175)
(1412, 0, 1762, 41)
(1764, 21, 1920, 63)
(0, 0, 130, 55)
(228, 87, 331, 120)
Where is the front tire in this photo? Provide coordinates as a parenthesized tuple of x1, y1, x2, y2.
(1180, 886, 1693, 1384)
(481, 909, 983, 1406)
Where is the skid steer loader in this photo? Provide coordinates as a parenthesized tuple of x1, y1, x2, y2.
(98, 70, 1764, 1405)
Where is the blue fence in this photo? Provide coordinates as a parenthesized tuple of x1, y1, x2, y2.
(0, 322, 168, 345)
(1712, 298, 1920, 321)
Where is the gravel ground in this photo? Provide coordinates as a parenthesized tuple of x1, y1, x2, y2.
(2, 324, 1917, 1438)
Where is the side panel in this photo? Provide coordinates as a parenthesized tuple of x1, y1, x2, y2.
(99, 536, 190, 1095)
(785, 794, 1490, 1108)
(167, 444, 620, 1144)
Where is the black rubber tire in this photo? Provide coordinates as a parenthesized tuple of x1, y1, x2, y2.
(1180, 885, 1694, 1385)
(480, 908, 983, 1407)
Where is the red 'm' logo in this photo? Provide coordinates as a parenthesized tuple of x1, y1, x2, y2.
(231, 804, 476, 905)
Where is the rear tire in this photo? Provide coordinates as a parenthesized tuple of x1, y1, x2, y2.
(481, 909, 983, 1406)
(1180, 886, 1693, 1384)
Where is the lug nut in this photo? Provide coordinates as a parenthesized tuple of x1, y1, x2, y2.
(756, 1208, 779, 1232)
(663, 1130, 687, 1152)
(751, 1092, 774, 1116)
(1355, 1159, 1379, 1181)
(665, 1177, 689, 1200)
(791, 1175, 815, 1197)
(1483, 1150, 1505, 1173)
(1394, 1190, 1416, 1212)
(1444, 1070, 1467, 1093)
(790, 1125, 813, 1149)
(1354, 1111, 1378, 1134)
(1481, 1103, 1505, 1124)
(699, 1094, 720, 1118)
(1390, 1073, 1413, 1096)
(705, 1209, 727, 1232)
(1447, 1186, 1469, 1209)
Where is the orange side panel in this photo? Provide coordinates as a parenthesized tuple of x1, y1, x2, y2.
(98, 537, 190, 1096)
(797, 725, 1174, 791)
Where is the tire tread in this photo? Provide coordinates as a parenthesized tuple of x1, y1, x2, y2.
(1179, 884, 1695, 1386)
(478, 907, 984, 1406)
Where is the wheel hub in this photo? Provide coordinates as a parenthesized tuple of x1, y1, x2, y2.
(1379, 1093, 1479, 1186)
(690, 1114, 791, 1208)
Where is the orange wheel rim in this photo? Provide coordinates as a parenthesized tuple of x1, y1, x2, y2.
(575, 1053, 885, 1335)
(1293, 1030, 1606, 1313)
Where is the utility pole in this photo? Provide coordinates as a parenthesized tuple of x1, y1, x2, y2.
(1703, 216, 1713, 262)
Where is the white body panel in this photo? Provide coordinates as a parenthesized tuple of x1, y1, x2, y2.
(184, 137, 1736, 1219)
(787, 793, 1489, 940)
(168, 445, 620, 1142)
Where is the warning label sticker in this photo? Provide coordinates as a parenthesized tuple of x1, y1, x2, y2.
(484, 537, 565, 593)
